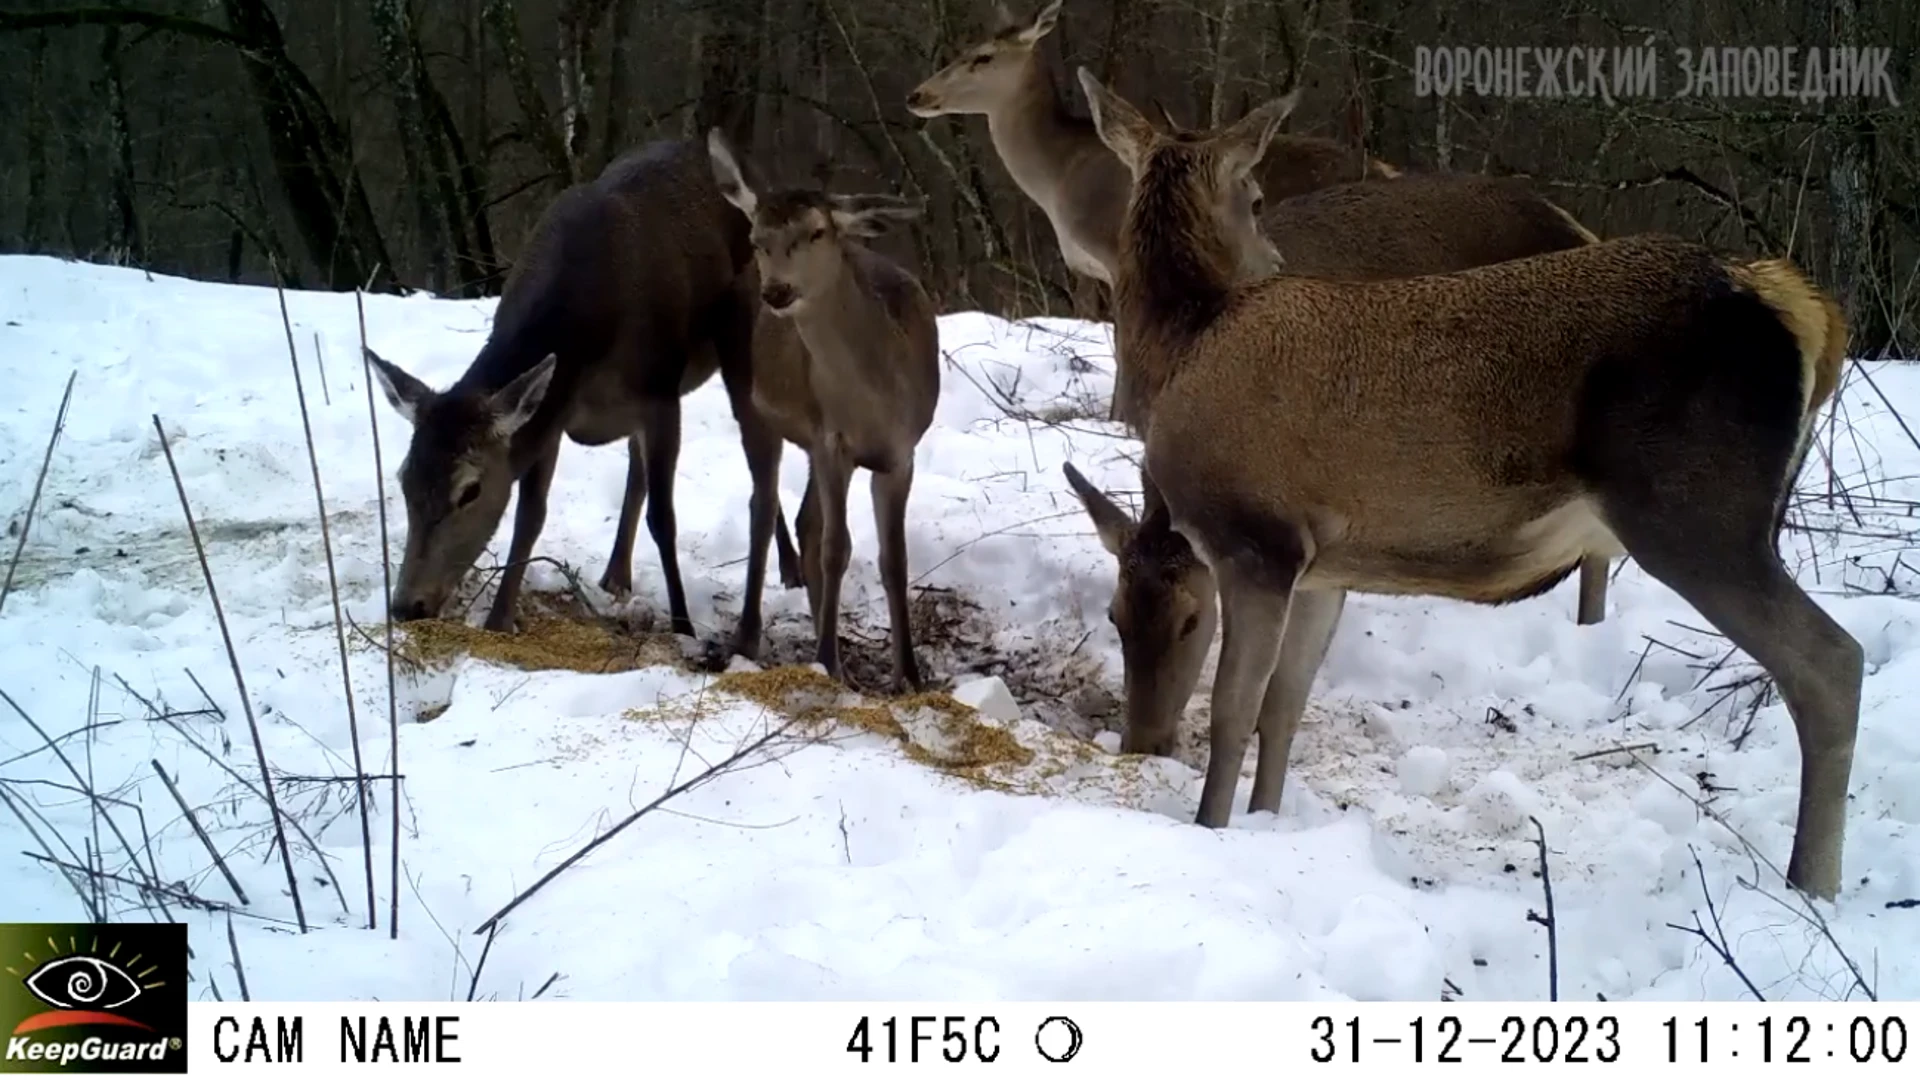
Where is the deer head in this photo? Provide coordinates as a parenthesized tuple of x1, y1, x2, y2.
(707, 130, 922, 317)
(1078, 67, 1295, 285)
(366, 349, 557, 621)
(1063, 463, 1217, 755)
(905, 0, 1063, 118)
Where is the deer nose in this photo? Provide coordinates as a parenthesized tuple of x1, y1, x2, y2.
(906, 89, 933, 112)
(391, 597, 434, 622)
(761, 282, 798, 312)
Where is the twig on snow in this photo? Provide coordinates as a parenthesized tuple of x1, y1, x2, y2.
(0, 785, 99, 920)
(150, 759, 249, 906)
(226, 912, 252, 1002)
(1666, 846, 1766, 1001)
(473, 719, 798, 935)
(1525, 816, 1559, 1002)
(467, 922, 500, 1002)
(0, 369, 77, 617)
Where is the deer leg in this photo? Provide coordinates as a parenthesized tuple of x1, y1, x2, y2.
(1196, 555, 1303, 829)
(1575, 555, 1609, 625)
(599, 434, 646, 599)
(871, 460, 923, 693)
(807, 443, 857, 683)
(637, 397, 695, 638)
(796, 470, 822, 624)
(725, 412, 784, 663)
(1247, 587, 1346, 815)
(774, 502, 804, 590)
(484, 440, 561, 633)
(1610, 518, 1861, 900)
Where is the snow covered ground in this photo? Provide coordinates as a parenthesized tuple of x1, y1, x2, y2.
(0, 255, 1915, 1004)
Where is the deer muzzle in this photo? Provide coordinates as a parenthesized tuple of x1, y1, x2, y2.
(761, 281, 798, 313)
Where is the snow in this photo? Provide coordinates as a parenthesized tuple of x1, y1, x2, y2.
(0, 254, 1915, 1004)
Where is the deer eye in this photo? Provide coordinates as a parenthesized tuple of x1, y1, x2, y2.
(1179, 613, 1201, 639)
(454, 483, 481, 509)
(810, 228, 826, 242)
(970, 54, 991, 68)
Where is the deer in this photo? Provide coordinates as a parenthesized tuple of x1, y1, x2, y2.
(1064, 169, 1620, 760)
(905, 0, 1396, 293)
(1072, 66, 1859, 901)
(367, 138, 800, 669)
(705, 130, 942, 693)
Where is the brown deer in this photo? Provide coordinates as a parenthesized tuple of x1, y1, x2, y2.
(1074, 67, 1859, 900)
(368, 138, 799, 668)
(706, 130, 941, 692)
(1066, 170, 1617, 759)
(905, 0, 1395, 290)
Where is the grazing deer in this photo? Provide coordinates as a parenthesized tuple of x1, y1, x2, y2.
(706, 130, 941, 692)
(1074, 67, 1859, 900)
(368, 138, 799, 667)
(905, 0, 1395, 290)
(1066, 172, 1617, 759)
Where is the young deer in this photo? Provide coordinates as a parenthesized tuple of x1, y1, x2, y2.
(1066, 171, 1617, 758)
(1076, 67, 1859, 901)
(706, 130, 941, 692)
(905, 0, 1395, 289)
(368, 138, 799, 666)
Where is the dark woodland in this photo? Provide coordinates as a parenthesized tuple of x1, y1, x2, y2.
(0, 0, 1912, 355)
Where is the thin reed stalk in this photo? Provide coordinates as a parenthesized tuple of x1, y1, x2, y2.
(274, 268, 376, 930)
(150, 414, 307, 932)
(357, 289, 404, 940)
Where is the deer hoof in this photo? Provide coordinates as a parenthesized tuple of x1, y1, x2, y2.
(598, 570, 633, 599)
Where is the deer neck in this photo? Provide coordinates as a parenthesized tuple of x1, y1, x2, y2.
(982, 57, 1100, 219)
(458, 337, 572, 464)
(789, 253, 895, 379)
(1110, 175, 1236, 432)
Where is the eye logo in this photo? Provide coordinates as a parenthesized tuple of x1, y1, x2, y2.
(6, 935, 164, 1035)
(26, 956, 144, 1012)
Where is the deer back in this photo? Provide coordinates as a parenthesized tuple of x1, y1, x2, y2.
(1261, 174, 1595, 282)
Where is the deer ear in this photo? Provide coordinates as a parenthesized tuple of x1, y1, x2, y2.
(1062, 461, 1138, 557)
(366, 348, 433, 426)
(1077, 67, 1155, 178)
(707, 128, 758, 217)
(490, 354, 557, 439)
(1218, 87, 1298, 178)
(1014, 0, 1062, 44)
(830, 194, 923, 238)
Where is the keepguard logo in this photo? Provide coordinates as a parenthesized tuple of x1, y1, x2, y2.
(0, 924, 186, 1074)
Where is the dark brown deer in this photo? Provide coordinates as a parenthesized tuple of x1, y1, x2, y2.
(1066, 169, 1615, 760)
(905, 0, 1395, 291)
(1076, 67, 1858, 900)
(368, 138, 799, 667)
(706, 131, 942, 691)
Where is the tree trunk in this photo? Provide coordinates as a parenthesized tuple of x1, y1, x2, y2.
(1205, 0, 1239, 127)
(101, 25, 143, 264)
(485, 0, 574, 186)
(24, 31, 49, 253)
(1825, 0, 1887, 356)
(370, 0, 448, 291)
(220, 0, 395, 290)
(599, 0, 640, 169)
